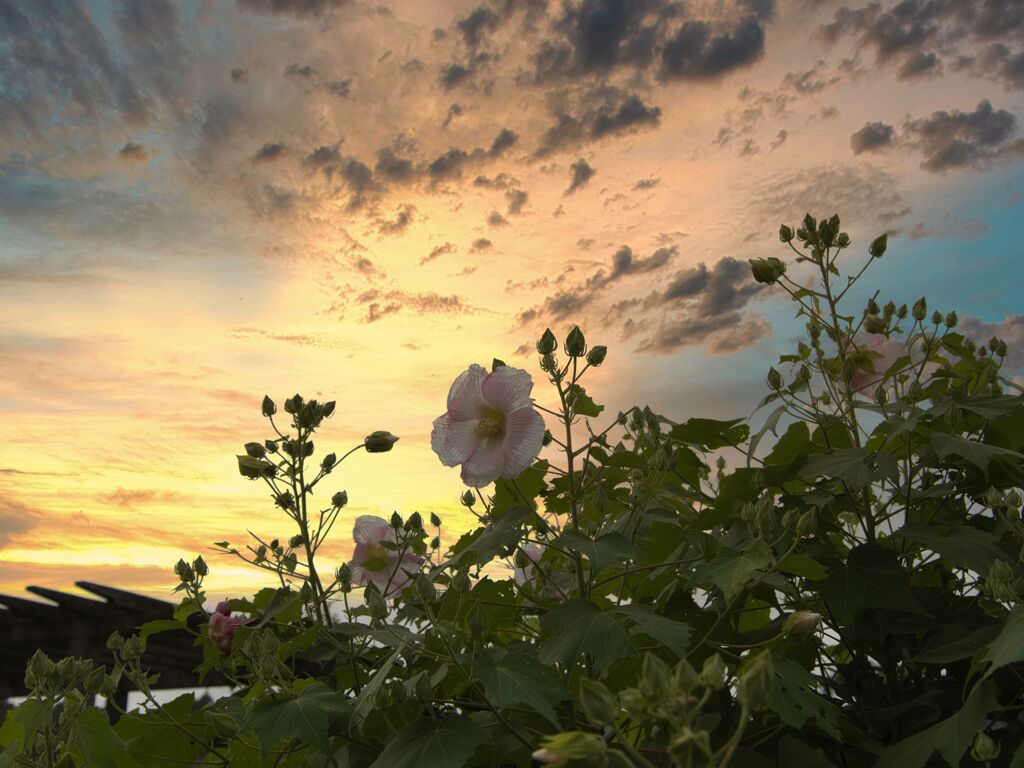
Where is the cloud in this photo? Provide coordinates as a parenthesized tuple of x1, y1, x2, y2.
(118, 141, 153, 163)
(658, 15, 766, 82)
(535, 88, 661, 156)
(632, 177, 660, 190)
(471, 237, 494, 252)
(565, 158, 595, 195)
(489, 127, 519, 156)
(230, 67, 249, 83)
(378, 205, 416, 235)
(235, 0, 351, 18)
(850, 121, 895, 154)
(284, 63, 317, 79)
(901, 99, 1022, 171)
(421, 242, 456, 265)
(96, 487, 187, 508)
(505, 188, 528, 214)
(487, 210, 509, 227)
(356, 289, 475, 323)
(457, 5, 502, 49)
(321, 79, 352, 98)
(770, 129, 788, 151)
(252, 142, 288, 163)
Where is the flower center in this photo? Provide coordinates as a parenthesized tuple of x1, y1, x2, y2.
(477, 405, 507, 440)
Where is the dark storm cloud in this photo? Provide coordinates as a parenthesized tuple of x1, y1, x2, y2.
(819, 0, 1024, 90)
(458, 5, 502, 49)
(658, 15, 766, 81)
(901, 99, 1022, 171)
(489, 128, 520, 156)
(119, 141, 153, 163)
(565, 158, 595, 195)
(236, 0, 351, 18)
(252, 142, 288, 163)
(506, 188, 529, 214)
(850, 121, 895, 153)
(535, 89, 661, 156)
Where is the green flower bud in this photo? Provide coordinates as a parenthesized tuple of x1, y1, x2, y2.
(430, 511, 442, 527)
(390, 511, 402, 529)
(336, 563, 351, 585)
(323, 401, 336, 417)
(749, 257, 787, 285)
(578, 678, 618, 726)
(364, 584, 388, 620)
(863, 314, 887, 334)
(931, 310, 943, 325)
(875, 385, 889, 406)
(565, 326, 587, 357)
(405, 511, 423, 531)
(106, 632, 124, 652)
(24, 650, 54, 691)
(364, 431, 399, 453)
(122, 634, 146, 661)
(896, 303, 908, 319)
(944, 311, 958, 328)
(533, 732, 607, 767)
(766, 367, 782, 390)
(869, 233, 888, 258)
(669, 728, 712, 768)
(261, 395, 276, 417)
(452, 571, 472, 592)
(779, 224, 794, 242)
(537, 328, 558, 355)
(193, 556, 208, 577)
(321, 452, 336, 470)
(783, 611, 822, 637)
(641, 654, 672, 699)
(332, 490, 348, 508)
(971, 731, 999, 762)
(699, 654, 726, 691)
(468, 601, 487, 638)
(207, 712, 240, 739)
(796, 508, 818, 537)
(674, 659, 700, 692)
(738, 652, 775, 712)
(586, 345, 608, 367)
(461, 490, 476, 507)
(289, 534, 304, 549)
(174, 558, 194, 583)
(244, 442, 266, 458)
(912, 297, 927, 321)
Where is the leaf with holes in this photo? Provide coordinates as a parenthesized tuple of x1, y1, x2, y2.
(770, 657, 841, 740)
(367, 718, 485, 768)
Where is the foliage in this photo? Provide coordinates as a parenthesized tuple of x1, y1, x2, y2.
(4, 213, 1024, 768)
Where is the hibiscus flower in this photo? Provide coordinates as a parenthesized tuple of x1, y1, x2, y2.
(431, 364, 546, 487)
(347, 514, 423, 595)
(208, 601, 249, 653)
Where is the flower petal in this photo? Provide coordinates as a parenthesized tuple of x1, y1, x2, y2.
(482, 365, 534, 413)
(500, 406, 546, 478)
(431, 413, 480, 467)
(447, 364, 489, 420)
(352, 515, 392, 546)
(460, 441, 506, 488)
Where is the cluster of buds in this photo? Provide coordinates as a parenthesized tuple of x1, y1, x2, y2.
(262, 393, 336, 431)
(984, 560, 1021, 604)
(240, 628, 291, 688)
(174, 555, 208, 589)
(737, 651, 775, 712)
(24, 650, 115, 701)
(536, 326, 607, 378)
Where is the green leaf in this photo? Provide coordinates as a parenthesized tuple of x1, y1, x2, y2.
(874, 681, 999, 768)
(114, 694, 206, 767)
(139, 619, 188, 641)
(914, 625, 1001, 664)
(952, 395, 1022, 419)
(492, 461, 549, 511)
(770, 657, 841, 740)
(568, 385, 604, 417)
(0, 698, 52, 751)
(898, 523, 1013, 575)
(777, 735, 838, 767)
(615, 605, 691, 658)
(367, 718, 485, 768)
(556, 530, 635, 577)
(539, 599, 635, 672)
(352, 646, 403, 727)
(930, 432, 1024, 474)
(691, 544, 771, 600)
(777, 554, 827, 580)
(245, 681, 349, 755)
(237, 455, 274, 479)
(982, 607, 1024, 679)
(477, 651, 568, 727)
(800, 447, 894, 488)
(670, 417, 749, 449)
(70, 708, 138, 768)
(814, 545, 925, 622)
(446, 506, 532, 570)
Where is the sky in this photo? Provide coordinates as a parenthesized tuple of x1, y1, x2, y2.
(1, 0, 1023, 602)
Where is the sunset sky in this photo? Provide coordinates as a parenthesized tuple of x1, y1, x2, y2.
(1, 0, 1023, 601)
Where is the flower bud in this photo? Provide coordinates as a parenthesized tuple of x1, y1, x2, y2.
(971, 731, 999, 762)
(875, 385, 889, 406)
(323, 401, 336, 417)
(565, 326, 587, 357)
(779, 224, 794, 242)
(106, 632, 125, 652)
(261, 395, 276, 417)
(944, 311, 958, 328)
(783, 611, 822, 637)
(532, 732, 607, 766)
(669, 728, 712, 768)
(863, 314, 887, 334)
(869, 233, 888, 258)
(289, 534, 304, 549)
(364, 585, 388, 620)
(244, 442, 266, 458)
(207, 712, 241, 739)
(390, 511, 402, 529)
(174, 558, 194, 583)
(332, 490, 348, 508)
(336, 563, 351, 585)
(578, 678, 618, 726)
(364, 431, 399, 453)
(193, 556, 208, 577)
(674, 659, 700, 692)
(749, 257, 786, 285)
(415, 574, 436, 604)
(766, 367, 782, 390)
(931, 310, 943, 325)
(738, 652, 775, 712)
(430, 512, 442, 528)
(468, 602, 487, 638)
(586, 345, 608, 367)
(641, 654, 672, 699)
(537, 328, 558, 355)
(461, 490, 476, 507)
(405, 511, 423, 531)
(122, 634, 146, 661)
(699, 654, 726, 691)
(24, 650, 54, 691)
(912, 297, 927, 321)
(321, 452, 336, 470)
(452, 571, 472, 592)
(796, 508, 818, 537)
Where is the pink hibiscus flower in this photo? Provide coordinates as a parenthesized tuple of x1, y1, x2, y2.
(208, 601, 249, 654)
(347, 515, 424, 595)
(431, 364, 546, 488)
(514, 543, 544, 585)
